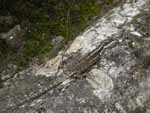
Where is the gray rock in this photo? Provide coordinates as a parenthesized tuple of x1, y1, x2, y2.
(0, 0, 150, 113)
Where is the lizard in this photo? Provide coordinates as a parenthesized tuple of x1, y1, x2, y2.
(60, 37, 119, 78)
(1, 38, 118, 113)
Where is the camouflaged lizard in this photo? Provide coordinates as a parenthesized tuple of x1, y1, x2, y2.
(60, 38, 118, 78)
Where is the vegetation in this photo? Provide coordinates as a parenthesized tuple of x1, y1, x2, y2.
(0, 0, 119, 67)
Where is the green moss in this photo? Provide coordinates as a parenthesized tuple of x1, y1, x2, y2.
(0, 0, 119, 67)
(107, 0, 114, 4)
(16, 0, 101, 66)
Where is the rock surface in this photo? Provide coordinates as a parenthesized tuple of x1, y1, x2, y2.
(0, 0, 150, 113)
